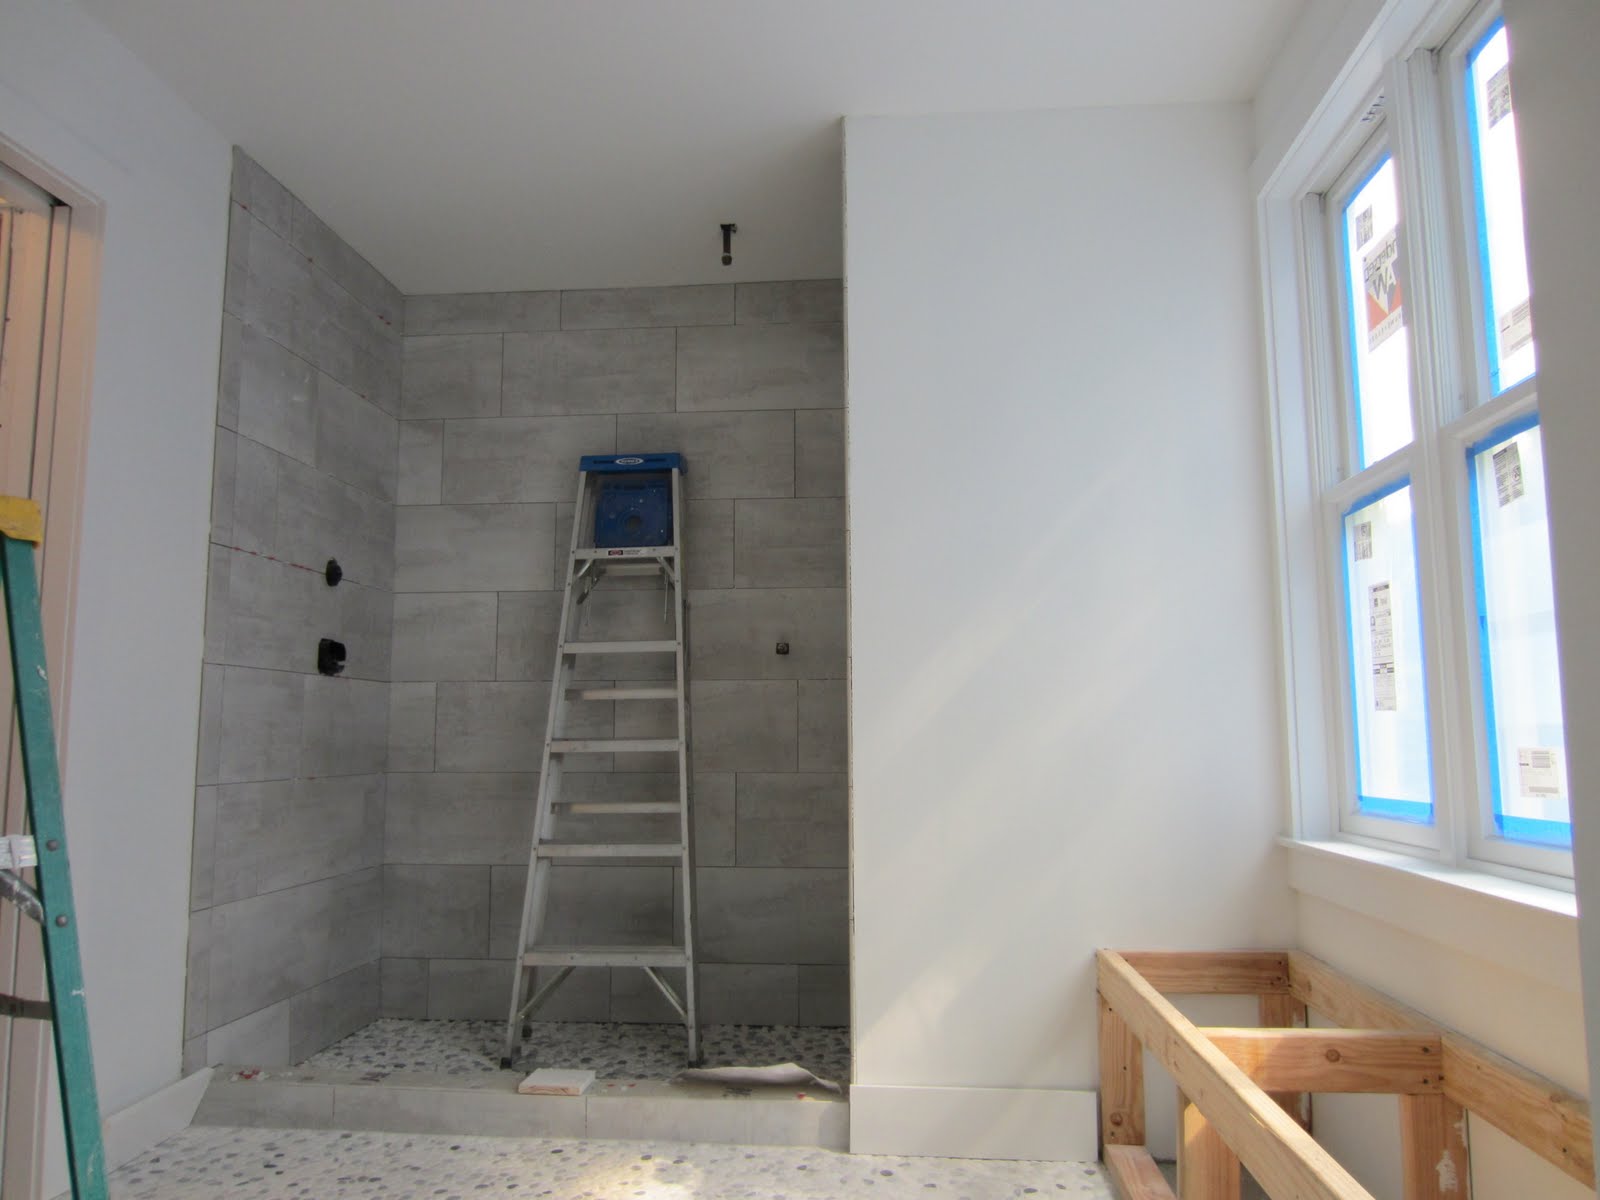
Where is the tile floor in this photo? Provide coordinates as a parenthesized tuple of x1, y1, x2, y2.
(108, 1125, 1117, 1199)
(303, 1019, 852, 1085)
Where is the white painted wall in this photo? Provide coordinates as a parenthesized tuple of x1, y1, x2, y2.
(1250, 1, 1595, 1195)
(843, 104, 1292, 1160)
(0, 0, 229, 1175)
(1502, 0, 1600, 1187)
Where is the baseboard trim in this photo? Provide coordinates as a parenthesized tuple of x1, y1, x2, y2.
(849, 1083, 1099, 1161)
(102, 1068, 214, 1171)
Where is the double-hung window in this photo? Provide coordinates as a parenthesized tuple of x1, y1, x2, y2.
(1277, 1, 1570, 882)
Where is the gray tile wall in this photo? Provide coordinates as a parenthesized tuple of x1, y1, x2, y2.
(187, 150, 401, 1071)
(386, 279, 847, 1027)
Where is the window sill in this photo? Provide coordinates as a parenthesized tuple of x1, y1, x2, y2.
(1280, 838, 1580, 994)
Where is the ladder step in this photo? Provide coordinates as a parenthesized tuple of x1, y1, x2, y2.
(568, 686, 677, 702)
(550, 737, 679, 754)
(574, 546, 677, 560)
(554, 801, 682, 815)
(562, 640, 677, 655)
(535, 843, 685, 859)
(523, 945, 689, 969)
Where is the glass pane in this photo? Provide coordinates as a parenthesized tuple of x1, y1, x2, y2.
(1470, 421, 1568, 846)
(1343, 483, 1432, 821)
(1340, 156, 1414, 467)
(1466, 22, 1536, 393)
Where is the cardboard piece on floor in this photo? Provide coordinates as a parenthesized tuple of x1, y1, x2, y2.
(670, 1062, 842, 1094)
(517, 1068, 597, 1096)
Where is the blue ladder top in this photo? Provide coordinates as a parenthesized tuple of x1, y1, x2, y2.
(580, 453, 684, 475)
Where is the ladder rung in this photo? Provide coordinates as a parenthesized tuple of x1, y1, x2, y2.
(562, 640, 677, 655)
(523, 945, 689, 969)
(535, 843, 685, 859)
(567, 686, 677, 702)
(550, 737, 679, 754)
(584, 561, 672, 578)
(555, 801, 682, 815)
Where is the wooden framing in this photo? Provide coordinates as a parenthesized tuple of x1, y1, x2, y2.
(1097, 949, 1594, 1200)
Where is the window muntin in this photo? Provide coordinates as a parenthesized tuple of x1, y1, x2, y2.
(1342, 482, 1433, 823)
(1339, 155, 1414, 468)
(1464, 20, 1535, 394)
(1468, 418, 1567, 847)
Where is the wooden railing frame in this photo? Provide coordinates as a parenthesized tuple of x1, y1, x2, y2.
(1096, 949, 1594, 1200)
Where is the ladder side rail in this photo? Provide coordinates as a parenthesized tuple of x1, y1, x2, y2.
(669, 465, 702, 1064)
(503, 467, 593, 1062)
(0, 533, 106, 1197)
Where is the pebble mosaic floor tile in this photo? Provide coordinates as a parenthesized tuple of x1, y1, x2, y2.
(110, 1125, 1118, 1199)
(303, 1019, 852, 1084)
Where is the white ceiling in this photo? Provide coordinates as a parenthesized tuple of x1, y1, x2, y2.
(80, 0, 1306, 295)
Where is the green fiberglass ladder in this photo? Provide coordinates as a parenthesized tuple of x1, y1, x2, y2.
(502, 454, 701, 1067)
(0, 498, 106, 1197)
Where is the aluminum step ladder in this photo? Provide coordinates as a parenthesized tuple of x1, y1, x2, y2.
(501, 454, 700, 1067)
(0, 498, 106, 1197)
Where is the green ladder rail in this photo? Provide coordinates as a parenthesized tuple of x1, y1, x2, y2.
(0, 497, 106, 1198)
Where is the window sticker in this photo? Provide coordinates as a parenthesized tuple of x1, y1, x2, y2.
(1354, 521, 1374, 561)
(1517, 746, 1565, 797)
(1493, 441, 1525, 506)
(1355, 206, 1375, 248)
(1363, 230, 1404, 351)
(1370, 581, 1397, 711)
(1498, 299, 1533, 358)
(1487, 65, 1513, 128)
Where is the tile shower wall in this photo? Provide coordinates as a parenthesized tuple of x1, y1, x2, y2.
(386, 281, 848, 1026)
(186, 151, 401, 1070)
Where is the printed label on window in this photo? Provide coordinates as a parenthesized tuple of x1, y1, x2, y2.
(1370, 581, 1397, 711)
(1354, 521, 1373, 561)
(1363, 230, 1404, 351)
(1498, 299, 1533, 357)
(1355, 207, 1375, 248)
(1517, 746, 1565, 797)
(1487, 65, 1513, 127)
(1493, 442, 1525, 506)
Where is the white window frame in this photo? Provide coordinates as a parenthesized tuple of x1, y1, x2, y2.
(1259, 0, 1573, 889)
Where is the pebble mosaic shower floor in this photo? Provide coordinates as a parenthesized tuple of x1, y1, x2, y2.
(108, 1125, 1118, 1199)
(302, 1019, 853, 1084)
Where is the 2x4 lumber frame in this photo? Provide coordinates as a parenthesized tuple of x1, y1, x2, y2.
(1100, 993, 1146, 1145)
(1258, 992, 1312, 1130)
(1399, 1093, 1473, 1200)
(1287, 950, 1591, 1187)
(1179, 1090, 1241, 1200)
(1118, 951, 1290, 995)
(1203, 1028, 1442, 1094)
(1103, 1144, 1177, 1200)
(1097, 950, 1377, 1200)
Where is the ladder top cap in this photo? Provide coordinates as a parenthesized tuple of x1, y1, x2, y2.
(0, 498, 43, 545)
(580, 452, 685, 475)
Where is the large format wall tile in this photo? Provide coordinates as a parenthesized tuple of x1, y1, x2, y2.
(733, 499, 846, 588)
(193, 154, 397, 1066)
(381, 864, 491, 959)
(735, 280, 843, 326)
(395, 504, 552, 592)
(793, 410, 844, 499)
(401, 334, 502, 419)
(503, 330, 675, 416)
(687, 588, 845, 680)
(392, 592, 497, 681)
(676, 324, 843, 411)
(396, 420, 442, 504)
(615, 411, 793, 499)
(696, 868, 848, 965)
(690, 681, 798, 771)
(735, 773, 847, 868)
(406, 291, 560, 336)
(385, 772, 537, 866)
(560, 285, 733, 330)
(441, 414, 616, 502)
